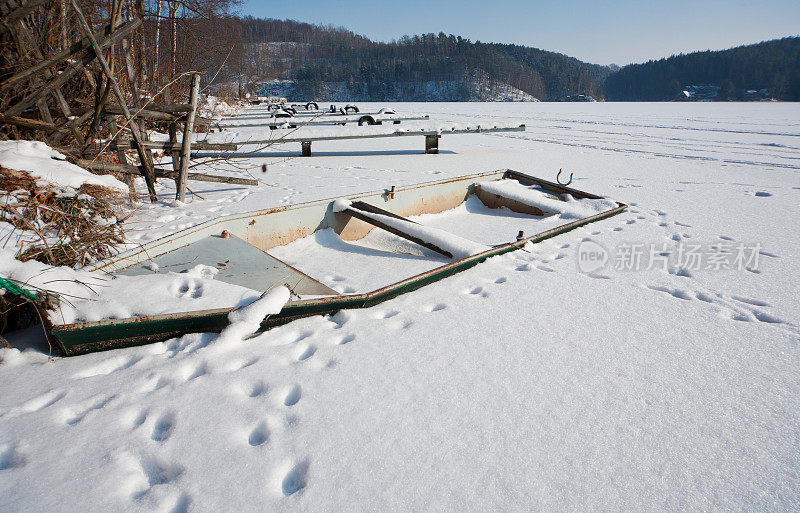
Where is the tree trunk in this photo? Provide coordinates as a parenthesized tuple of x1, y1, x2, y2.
(169, 0, 177, 77)
(154, 0, 161, 87)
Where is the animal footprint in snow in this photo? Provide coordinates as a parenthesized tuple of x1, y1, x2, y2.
(280, 461, 309, 496)
(336, 334, 356, 345)
(465, 286, 485, 296)
(283, 385, 301, 407)
(121, 454, 185, 500)
(248, 421, 270, 447)
(292, 331, 314, 344)
(0, 442, 27, 470)
(175, 279, 203, 299)
(245, 381, 268, 398)
(646, 284, 692, 301)
(223, 357, 259, 373)
(165, 493, 191, 513)
(122, 408, 148, 430)
(151, 412, 175, 442)
(731, 296, 770, 307)
(751, 310, 786, 324)
(183, 361, 208, 381)
(72, 355, 141, 379)
(329, 311, 354, 329)
(7, 389, 66, 417)
(62, 394, 116, 425)
(295, 344, 316, 362)
(426, 303, 447, 312)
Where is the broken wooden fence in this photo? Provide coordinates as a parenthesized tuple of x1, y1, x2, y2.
(1, 0, 244, 203)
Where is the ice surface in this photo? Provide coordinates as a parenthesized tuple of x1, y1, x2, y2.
(2, 102, 799, 512)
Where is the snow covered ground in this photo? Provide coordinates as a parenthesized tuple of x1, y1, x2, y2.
(2, 102, 799, 512)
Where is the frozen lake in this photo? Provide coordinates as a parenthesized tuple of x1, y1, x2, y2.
(2, 102, 799, 512)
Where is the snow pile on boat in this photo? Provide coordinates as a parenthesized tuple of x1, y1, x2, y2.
(0, 251, 263, 325)
(215, 286, 291, 345)
(0, 140, 127, 192)
(479, 178, 618, 219)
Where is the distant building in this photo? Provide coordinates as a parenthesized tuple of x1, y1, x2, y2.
(679, 84, 721, 101)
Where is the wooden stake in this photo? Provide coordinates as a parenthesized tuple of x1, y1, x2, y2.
(176, 73, 200, 201)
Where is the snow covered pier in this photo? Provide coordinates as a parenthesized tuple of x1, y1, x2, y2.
(205, 123, 527, 156)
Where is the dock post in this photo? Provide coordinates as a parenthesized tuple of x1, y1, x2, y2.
(425, 134, 440, 154)
(301, 141, 312, 157)
(177, 73, 200, 202)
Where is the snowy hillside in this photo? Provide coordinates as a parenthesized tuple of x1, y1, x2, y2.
(1, 102, 799, 512)
(256, 76, 540, 102)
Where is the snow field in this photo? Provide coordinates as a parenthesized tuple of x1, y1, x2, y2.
(2, 102, 799, 512)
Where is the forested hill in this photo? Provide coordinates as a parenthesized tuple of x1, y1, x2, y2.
(604, 38, 800, 101)
(236, 17, 611, 101)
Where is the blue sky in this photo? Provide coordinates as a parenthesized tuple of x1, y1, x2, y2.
(239, 0, 800, 65)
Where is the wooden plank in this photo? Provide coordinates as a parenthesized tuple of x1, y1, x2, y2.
(75, 159, 258, 185)
(81, 140, 237, 153)
(0, 114, 58, 132)
(177, 73, 200, 201)
(343, 201, 454, 259)
(70, 1, 158, 202)
(109, 118, 137, 201)
(98, 103, 179, 121)
(164, 83, 182, 189)
(145, 103, 193, 113)
(224, 125, 527, 146)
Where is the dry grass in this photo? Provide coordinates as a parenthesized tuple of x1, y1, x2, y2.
(1, 166, 127, 268)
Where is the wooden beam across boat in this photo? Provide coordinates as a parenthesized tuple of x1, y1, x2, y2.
(343, 201, 455, 258)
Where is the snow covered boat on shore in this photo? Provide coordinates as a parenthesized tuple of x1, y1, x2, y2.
(48, 170, 626, 355)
